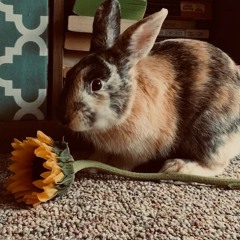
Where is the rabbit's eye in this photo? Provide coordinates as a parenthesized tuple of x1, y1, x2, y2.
(91, 79, 103, 92)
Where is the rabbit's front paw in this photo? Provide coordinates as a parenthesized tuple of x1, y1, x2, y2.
(160, 159, 187, 173)
(160, 159, 217, 177)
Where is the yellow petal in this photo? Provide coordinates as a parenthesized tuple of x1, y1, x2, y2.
(11, 149, 34, 162)
(43, 171, 64, 184)
(21, 141, 39, 151)
(7, 181, 34, 193)
(23, 193, 41, 206)
(41, 170, 61, 184)
(32, 179, 46, 189)
(51, 163, 61, 172)
(14, 190, 33, 199)
(8, 163, 32, 173)
(37, 131, 53, 145)
(25, 192, 39, 199)
(35, 149, 51, 160)
(41, 171, 55, 184)
(33, 202, 41, 207)
(53, 172, 65, 183)
(25, 137, 41, 147)
(43, 186, 58, 196)
(7, 173, 32, 186)
(11, 139, 24, 150)
(40, 171, 51, 179)
(43, 160, 60, 170)
(11, 148, 32, 157)
(36, 144, 52, 153)
(26, 198, 40, 206)
(8, 173, 32, 184)
(36, 187, 57, 202)
(43, 159, 54, 167)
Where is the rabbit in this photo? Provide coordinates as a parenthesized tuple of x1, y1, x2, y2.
(58, 0, 240, 176)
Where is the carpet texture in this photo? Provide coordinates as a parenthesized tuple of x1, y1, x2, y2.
(0, 154, 240, 240)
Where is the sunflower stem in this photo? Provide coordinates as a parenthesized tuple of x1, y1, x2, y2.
(72, 160, 240, 189)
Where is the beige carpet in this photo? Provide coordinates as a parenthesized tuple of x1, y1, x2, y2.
(1, 154, 240, 240)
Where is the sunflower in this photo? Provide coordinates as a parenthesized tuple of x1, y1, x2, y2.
(7, 131, 240, 207)
(7, 131, 75, 207)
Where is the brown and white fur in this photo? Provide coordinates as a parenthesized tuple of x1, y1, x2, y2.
(58, 0, 240, 176)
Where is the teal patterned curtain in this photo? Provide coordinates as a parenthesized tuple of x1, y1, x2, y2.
(0, 0, 48, 120)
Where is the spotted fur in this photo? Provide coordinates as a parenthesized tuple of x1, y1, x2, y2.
(58, 0, 240, 176)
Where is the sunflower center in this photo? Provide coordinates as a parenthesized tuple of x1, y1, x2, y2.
(32, 157, 46, 182)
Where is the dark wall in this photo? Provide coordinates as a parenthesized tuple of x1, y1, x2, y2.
(210, 0, 240, 64)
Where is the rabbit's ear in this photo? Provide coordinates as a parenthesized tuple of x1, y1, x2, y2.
(90, 0, 121, 52)
(112, 9, 168, 65)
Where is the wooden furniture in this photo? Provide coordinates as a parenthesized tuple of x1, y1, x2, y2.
(0, 0, 239, 152)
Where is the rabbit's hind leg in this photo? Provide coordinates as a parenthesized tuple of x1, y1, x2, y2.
(160, 131, 240, 177)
